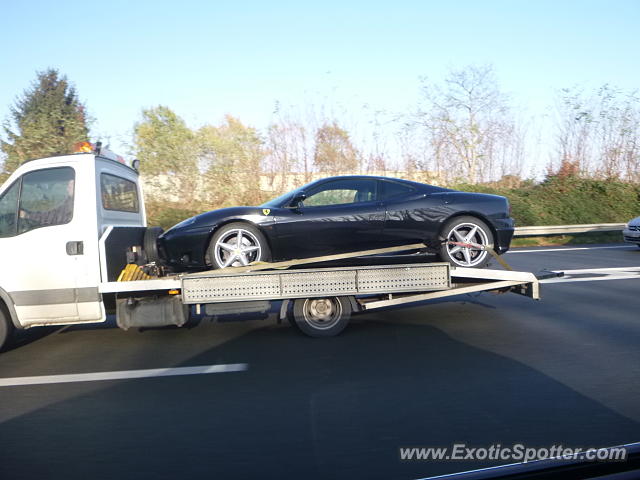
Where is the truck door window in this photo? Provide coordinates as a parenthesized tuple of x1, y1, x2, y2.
(18, 167, 75, 234)
(0, 180, 20, 237)
(101, 173, 139, 213)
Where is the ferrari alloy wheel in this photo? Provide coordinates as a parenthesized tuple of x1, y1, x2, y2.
(439, 216, 494, 268)
(291, 296, 352, 337)
(208, 223, 271, 269)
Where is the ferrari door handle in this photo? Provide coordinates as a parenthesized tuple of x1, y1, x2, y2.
(66, 241, 84, 255)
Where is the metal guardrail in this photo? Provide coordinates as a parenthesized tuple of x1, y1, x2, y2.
(514, 223, 626, 237)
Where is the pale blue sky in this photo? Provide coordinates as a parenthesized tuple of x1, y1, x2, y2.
(1, 0, 639, 169)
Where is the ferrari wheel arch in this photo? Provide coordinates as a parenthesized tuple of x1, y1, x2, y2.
(438, 211, 498, 246)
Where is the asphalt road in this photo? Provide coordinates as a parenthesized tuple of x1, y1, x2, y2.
(1, 244, 639, 480)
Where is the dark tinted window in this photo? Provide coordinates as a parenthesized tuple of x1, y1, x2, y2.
(18, 167, 75, 234)
(0, 180, 19, 237)
(101, 174, 139, 213)
(303, 179, 378, 207)
(380, 180, 415, 200)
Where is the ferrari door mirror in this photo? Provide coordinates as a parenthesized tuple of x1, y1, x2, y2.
(288, 191, 307, 209)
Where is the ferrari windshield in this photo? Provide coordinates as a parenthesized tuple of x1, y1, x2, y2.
(261, 179, 324, 208)
(261, 190, 296, 208)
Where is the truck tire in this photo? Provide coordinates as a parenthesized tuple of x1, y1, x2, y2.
(0, 304, 14, 352)
(290, 296, 351, 337)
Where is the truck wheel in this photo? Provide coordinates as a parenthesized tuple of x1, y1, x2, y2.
(291, 296, 351, 337)
(0, 305, 14, 352)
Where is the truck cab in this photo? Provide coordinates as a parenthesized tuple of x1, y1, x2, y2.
(0, 148, 145, 339)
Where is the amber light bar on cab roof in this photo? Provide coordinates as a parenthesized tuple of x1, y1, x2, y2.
(73, 141, 134, 168)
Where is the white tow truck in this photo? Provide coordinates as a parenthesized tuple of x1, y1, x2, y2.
(0, 146, 543, 350)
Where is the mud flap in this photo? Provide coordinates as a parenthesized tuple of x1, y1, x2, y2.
(116, 295, 189, 330)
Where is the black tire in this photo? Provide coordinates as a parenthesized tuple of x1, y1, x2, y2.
(0, 304, 14, 352)
(439, 216, 494, 268)
(290, 296, 351, 337)
(207, 222, 271, 269)
(143, 226, 164, 264)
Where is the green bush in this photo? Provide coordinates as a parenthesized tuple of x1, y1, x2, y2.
(146, 202, 206, 231)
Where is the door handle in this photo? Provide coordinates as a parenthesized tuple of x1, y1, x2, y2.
(66, 241, 84, 255)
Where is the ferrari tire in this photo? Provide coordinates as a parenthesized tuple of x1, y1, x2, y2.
(0, 304, 14, 352)
(208, 222, 271, 269)
(290, 296, 351, 337)
(143, 226, 164, 264)
(439, 216, 494, 268)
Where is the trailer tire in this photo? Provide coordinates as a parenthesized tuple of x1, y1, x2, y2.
(0, 304, 14, 352)
(291, 296, 351, 337)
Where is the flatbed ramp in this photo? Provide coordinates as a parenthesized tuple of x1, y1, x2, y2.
(181, 263, 451, 303)
(100, 244, 541, 337)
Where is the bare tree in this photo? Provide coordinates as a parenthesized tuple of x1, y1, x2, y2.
(265, 122, 310, 193)
(554, 85, 640, 181)
(411, 65, 518, 183)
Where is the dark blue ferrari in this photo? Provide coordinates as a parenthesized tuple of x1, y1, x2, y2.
(158, 176, 514, 271)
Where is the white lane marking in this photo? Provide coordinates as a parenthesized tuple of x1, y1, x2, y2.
(0, 363, 248, 387)
(558, 266, 640, 274)
(509, 245, 633, 254)
(541, 266, 640, 284)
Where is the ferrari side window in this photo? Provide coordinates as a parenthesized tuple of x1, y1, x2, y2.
(380, 181, 414, 200)
(305, 188, 357, 206)
(304, 179, 377, 207)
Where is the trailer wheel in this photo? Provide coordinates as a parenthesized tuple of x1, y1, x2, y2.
(291, 296, 351, 337)
(0, 304, 14, 352)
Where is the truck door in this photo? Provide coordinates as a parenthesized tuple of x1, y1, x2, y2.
(0, 164, 103, 327)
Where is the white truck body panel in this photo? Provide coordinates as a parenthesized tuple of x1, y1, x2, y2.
(0, 153, 146, 328)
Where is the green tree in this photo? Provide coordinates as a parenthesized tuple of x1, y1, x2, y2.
(1, 68, 90, 177)
(133, 106, 201, 224)
(313, 121, 359, 173)
(198, 115, 266, 205)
